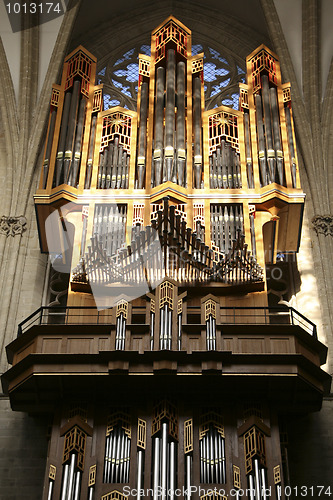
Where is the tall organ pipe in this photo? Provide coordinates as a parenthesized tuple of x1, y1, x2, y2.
(285, 106, 297, 187)
(137, 450, 143, 500)
(55, 91, 72, 186)
(255, 94, 269, 185)
(154, 67, 165, 186)
(153, 437, 160, 500)
(85, 114, 97, 188)
(137, 82, 148, 188)
(169, 441, 176, 500)
(63, 80, 80, 184)
(262, 75, 275, 182)
(161, 422, 168, 500)
(193, 77, 202, 188)
(43, 109, 57, 188)
(165, 49, 176, 182)
(244, 112, 254, 188)
(269, 86, 284, 185)
(68, 96, 86, 186)
(176, 61, 186, 186)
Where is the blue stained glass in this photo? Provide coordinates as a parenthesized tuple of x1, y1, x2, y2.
(103, 94, 120, 108)
(114, 49, 135, 66)
(126, 63, 139, 82)
(98, 67, 106, 76)
(209, 47, 228, 64)
(192, 44, 203, 55)
(140, 45, 151, 55)
(237, 66, 245, 74)
(111, 79, 131, 97)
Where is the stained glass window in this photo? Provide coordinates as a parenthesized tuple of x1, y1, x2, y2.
(97, 42, 245, 111)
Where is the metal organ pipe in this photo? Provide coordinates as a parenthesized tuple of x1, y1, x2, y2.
(176, 61, 186, 186)
(55, 90, 72, 186)
(43, 109, 57, 188)
(154, 66, 165, 186)
(269, 86, 284, 185)
(169, 441, 176, 500)
(68, 95, 86, 186)
(186, 455, 192, 500)
(63, 80, 81, 184)
(285, 105, 297, 187)
(137, 450, 143, 500)
(153, 437, 160, 500)
(161, 423, 168, 500)
(85, 114, 97, 188)
(193, 76, 202, 188)
(262, 75, 275, 183)
(255, 93, 269, 185)
(244, 112, 254, 188)
(137, 82, 148, 188)
(165, 49, 176, 182)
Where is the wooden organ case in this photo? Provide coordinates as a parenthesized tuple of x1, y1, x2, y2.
(2, 16, 331, 500)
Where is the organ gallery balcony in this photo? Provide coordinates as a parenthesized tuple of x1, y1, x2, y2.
(2, 303, 330, 413)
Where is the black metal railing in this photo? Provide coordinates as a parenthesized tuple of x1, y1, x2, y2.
(17, 305, 317, 339)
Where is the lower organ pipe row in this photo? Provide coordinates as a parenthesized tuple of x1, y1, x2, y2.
(93, 204, 127, 258)
(103, 428, 131, 483)
(210, 204, 244, 254)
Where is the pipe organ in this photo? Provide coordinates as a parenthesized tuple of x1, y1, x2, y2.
(2, 15, 330, 500)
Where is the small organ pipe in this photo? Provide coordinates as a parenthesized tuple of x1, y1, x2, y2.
(261, 468, 267, 500)
(43, 109, 57, 188)
(116, 144, 123, 189)
(85, 114, 97, 188)
(137, 450, 143, 500)
(165, 49, 176, 182)
(137, 82, 148, 188)
(112, 137, 119, 189)
(68, 95, 86, 186)
(154, 67, 165, 186)
(255, 94, 269, 185)
(153, 437, 160, 500)
(262, 75, 276, 182)
(193, 77, 202, 188)
(285, 105, 297, 187)
(60, 464, 69, 500)
(67, 453, 76, 500)
(161, 422, 168, 500)
(176, 61, 186, 186)
(55, 91, 72, 186)
(186, 455, 191, 500)
(47, 480, 53, 500)
(250, 212, 256, 258)
(249, 475, 255, 500)
(63, 80, 80, 184)
(270, 87, 284, 185)
(254, 459, 261, 500)
(169, 441, 175, 500)
(73, 472, 81, 500)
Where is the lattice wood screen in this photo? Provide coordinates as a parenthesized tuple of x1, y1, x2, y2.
(101, 490, 128, 500)
(249, 49, 278, 93)
(88, 465, 96, 486)
(62, 426, 86, 471)
(100, 112, 132, 153)
(208, 111, 239, 154)
(106, 410, 131, 438)
(151, 400, 178, 440)
(116, 299, 128, 319)
(159, 281, 174, 310)
(204, 300, 217, 321)
(65, 50, 93, 97)
(184, 419, 193, 454)
(199, 410, 224, 439)
(155, 20, 188, 63)
(137, 418, 147, 449)
(244, 426, 266, 474)
(233, 465, 241, 489)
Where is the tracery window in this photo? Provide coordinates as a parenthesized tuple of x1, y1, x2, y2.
(97, 43, 245, 111)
